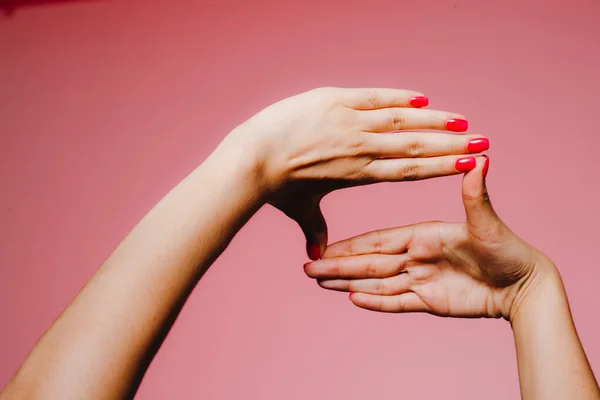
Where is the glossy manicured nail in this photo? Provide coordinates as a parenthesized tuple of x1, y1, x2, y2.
(467, 138, 489, 153)
(455, 156, 476, 172)
(306, 242, 321, 261)
(446, 118, 469, 132)
(482, 156, 490, 179)
(409, 96, 429, 108)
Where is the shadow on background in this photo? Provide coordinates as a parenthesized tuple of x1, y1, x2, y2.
(1, 0, 102, 16)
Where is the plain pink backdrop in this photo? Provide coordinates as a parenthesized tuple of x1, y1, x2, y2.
(1, 0, 599, 398)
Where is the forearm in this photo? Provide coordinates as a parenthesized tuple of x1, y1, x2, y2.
(1, 132, 265, 399)
(511, 263, 600, 399)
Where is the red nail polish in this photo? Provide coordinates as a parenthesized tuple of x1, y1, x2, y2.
(482, 156, 490, 179)
(409, 96, 429, 108)
(306, 242, 321, 261)
(467, 138, 489, 153)
(446, 118, 469, 132)
(455, 157, 476, 172)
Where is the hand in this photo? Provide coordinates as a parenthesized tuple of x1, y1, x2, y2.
(230, 87, 490, 260)
(304, 156, 556, 321)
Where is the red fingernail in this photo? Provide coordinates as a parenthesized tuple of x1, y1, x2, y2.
(306, 242, 321, 261)
(455, 156, 476, 172)
(482, 156, 490, 179)
(446, 118, 469, 132)
(409, 96, 429, 108)
(467, 138, 489, 153)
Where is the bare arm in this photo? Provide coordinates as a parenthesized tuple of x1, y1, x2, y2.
(1, 87, 486, 399)
(511, 263, 600, 399)
(1, 136, 264, 399)
(307, 156, 600, 399)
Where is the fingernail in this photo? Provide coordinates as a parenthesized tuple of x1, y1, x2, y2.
(409, 96, 429, 108)
(467, 138, 489, 153)
(446, 118, 469, 132)
(455, 156, 476, 172)
(482, 156, 490, 179)
(306, 242, 321, 261)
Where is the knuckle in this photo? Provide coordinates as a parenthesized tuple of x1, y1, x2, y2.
(373, 230, 383, 253)
(396, 298, 406, 312)
(366, 262, 378, 278)
(405, 137, 424, 157)
(393, 258, 406, 274)
(311, 87, 337, 104)
(312, 86, 333, 95)
(376, 280, 385, 295)
(344, 238, 355, 257)
(365, 90, 381, 109)
(400, 163, 421, 181)
(482, 187, 492, 204)
(346, 159, 376, 183)
(337, 107, 359, 127)
(389, 110, 406, 131)
(333, 258, 342, 276)
(377, 296, 385, 311)
(348, 281, 356, 293)
(345, 136, 368, 157)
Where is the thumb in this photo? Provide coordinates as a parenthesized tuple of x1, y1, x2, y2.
(462, 155, 499, 230)
(296, 201, 328, 261)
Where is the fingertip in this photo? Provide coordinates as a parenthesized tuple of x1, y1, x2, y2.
(463, 155, 488, 176)
(482, 155, 490, 179)
(446, 118, 469, 132)
(303, 261, 313, 276)
(306, 242, 321, 261)
(455, 156, 477, 172)
(409, 96, 429, 108)
(461, 155, 489, 204)
(466, 137, 490, 153)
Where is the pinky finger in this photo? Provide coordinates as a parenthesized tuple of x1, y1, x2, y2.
(365, 155, 478, 182)
(349, 292, 429, 313)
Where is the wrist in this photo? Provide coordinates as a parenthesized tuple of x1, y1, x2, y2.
(507, 253, 565, 324)
(204, 127, 270, 202)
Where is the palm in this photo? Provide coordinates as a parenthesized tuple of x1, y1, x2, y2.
(305, 160, 538, 319)
(404, 261, 498, 318)
(361, 222, 514, 318)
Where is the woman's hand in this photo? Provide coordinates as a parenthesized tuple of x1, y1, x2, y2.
(231, 87, 489, 259)
(304, 156, 554, 321)
(305, 157, 600, 399)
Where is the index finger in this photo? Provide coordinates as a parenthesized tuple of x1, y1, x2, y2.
(322, 226, 416, 258)
(339, 88, 428, 110)
(304, 254, 408, 279)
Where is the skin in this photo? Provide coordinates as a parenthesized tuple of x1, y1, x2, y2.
(0, 87, 484, 399)
(305, 157, 600, 399)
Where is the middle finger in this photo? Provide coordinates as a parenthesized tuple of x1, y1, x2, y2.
(357, 108, 469, 133)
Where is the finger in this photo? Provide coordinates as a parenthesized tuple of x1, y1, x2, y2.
(318, 273, 412, 296)
(358, 108, 468, 133)
(322, 226, 415, 258)
(365, 155, 478, 182)
(364, 132, 489, 158)
(349, 292, 429, 313)
(296, 202, 328, 260)
(304, 254, 408, 279)
(340, 88, 428, 110)
(461, 156, 501, 232)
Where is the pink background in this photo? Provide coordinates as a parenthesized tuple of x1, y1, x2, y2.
(1, 0, 599, 398)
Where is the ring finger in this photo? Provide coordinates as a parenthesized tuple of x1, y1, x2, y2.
(365, 155, 487, 182)
(363, 132, 489, 158)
